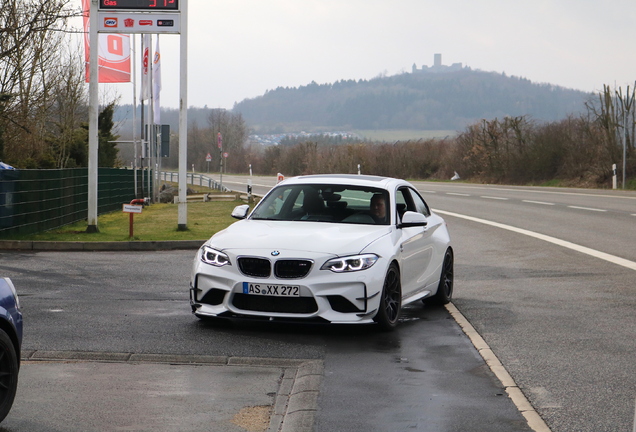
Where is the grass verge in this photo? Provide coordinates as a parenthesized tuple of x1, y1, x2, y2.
(6, 201, 244, 242)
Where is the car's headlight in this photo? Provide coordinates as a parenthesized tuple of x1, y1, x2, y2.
(200, 245, 231, 267)
(321, 254, 378, 273)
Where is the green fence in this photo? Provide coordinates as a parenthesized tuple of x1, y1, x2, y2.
(0, 168, 151, 237)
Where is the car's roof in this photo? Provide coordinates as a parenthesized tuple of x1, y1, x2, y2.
(280, 174, 409, 189)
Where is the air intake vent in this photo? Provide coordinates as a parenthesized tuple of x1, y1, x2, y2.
(238, 257, 271, 278)
(275, 260, 313, 279)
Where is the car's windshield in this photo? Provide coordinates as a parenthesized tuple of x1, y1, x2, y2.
(251, 184, 390, 225)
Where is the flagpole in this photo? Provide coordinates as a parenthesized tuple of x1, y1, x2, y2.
(131, 34, 138, 198)
(140, 35, 146, 199)
(153, 35, 161, 202)
(148, 34, 156, 203)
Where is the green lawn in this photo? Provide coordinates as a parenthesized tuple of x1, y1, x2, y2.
(7, 200, 244, 242)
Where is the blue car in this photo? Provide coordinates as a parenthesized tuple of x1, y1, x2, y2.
(0, 278, 22, 422)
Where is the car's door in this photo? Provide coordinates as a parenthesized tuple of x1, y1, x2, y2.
(395, 187, 438, 296)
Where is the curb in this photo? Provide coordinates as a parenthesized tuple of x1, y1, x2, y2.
(445, 303, 552, 432)
(0, 240, 204, 251)
(280, 360, 324, 432)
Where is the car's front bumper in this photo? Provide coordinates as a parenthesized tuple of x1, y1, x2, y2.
(190, 258, 388, 324)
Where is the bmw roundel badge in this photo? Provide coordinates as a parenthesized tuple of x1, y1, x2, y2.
(271, 251, 280, 256)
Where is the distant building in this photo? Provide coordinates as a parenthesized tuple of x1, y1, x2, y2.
(412, 53, 463, 74)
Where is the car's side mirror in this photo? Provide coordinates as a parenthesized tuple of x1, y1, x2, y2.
(231, 204, 250, 220)
(398, 211, 428, 228)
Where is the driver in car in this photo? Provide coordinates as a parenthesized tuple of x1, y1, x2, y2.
(370, 193, 388, 224)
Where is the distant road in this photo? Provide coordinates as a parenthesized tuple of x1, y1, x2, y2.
(210, 173, 636, 432)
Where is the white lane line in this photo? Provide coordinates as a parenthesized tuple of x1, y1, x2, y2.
(418, 184, 636, 201)
(567, 206, 607, 212)
(481, 196, 508, 200)
(420, 190, 437, 194)
(435, 209, 636, 271)
(447, 192, 470, 196)
(446, 303, 552, 432)
(523, 200, 555, 206)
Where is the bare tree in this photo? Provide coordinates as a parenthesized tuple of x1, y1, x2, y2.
(207, 109, 248, 173)
(46, 41, 88, 167)
(0, 0, 77, 166)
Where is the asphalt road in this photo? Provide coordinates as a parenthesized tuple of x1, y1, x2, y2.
(211, 174, 636, 432)
(1, 250, 530, 431)
(0, 175, 634, 431)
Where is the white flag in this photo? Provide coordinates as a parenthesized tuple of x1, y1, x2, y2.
(140, 34, 151, 101)
(153, 37, 162, 124)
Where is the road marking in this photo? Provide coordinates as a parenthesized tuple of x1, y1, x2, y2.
(420, 190, 437, 194)
(567, 206, 607, 212)
(447, 192, 470, 196)
(522, 200, 555, 206)
(481, 196, 508, 200)
(416, 184, 636, 201)
(435, 209, 636, 271)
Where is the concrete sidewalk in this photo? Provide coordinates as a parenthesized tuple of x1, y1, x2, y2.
(5, 351, 322, 432)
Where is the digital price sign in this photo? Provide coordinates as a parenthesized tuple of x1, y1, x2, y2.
(99, 0, 178, 10)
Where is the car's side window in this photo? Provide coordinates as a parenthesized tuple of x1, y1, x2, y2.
(408, 188, 430, 216)
(395, 188, 412, 222)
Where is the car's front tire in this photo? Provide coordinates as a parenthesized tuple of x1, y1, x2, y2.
(374, 263, 401, 331)
(0, 329, 18, 423)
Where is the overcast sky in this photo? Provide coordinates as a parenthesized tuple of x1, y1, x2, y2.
(89, 0, 636, 110)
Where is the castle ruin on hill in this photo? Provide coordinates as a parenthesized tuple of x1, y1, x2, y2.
(412, 53, 463, 74)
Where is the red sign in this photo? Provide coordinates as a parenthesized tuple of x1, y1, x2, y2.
(82, 0, 131, 83)
(217, 132, 223, 149)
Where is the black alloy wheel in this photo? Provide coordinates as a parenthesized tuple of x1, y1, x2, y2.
(374, 263, 402, 331)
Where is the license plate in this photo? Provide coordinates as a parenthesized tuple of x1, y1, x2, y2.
(243, 282, 300, 297)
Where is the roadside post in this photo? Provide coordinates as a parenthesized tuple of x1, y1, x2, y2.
(123, 199, 144, 238)
(247, 164, 253, 202)
(612, 164, 617, 190)
(218, 132, 223, 190)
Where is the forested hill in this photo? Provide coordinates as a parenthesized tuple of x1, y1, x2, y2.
(232, 69, 591, 132)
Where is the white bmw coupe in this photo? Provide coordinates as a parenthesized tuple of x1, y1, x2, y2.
(190, 174, 453, 330)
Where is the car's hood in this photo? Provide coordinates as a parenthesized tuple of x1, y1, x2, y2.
(207, 220, 391, 256)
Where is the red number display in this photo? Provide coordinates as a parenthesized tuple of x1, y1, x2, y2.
(99, 0, 179, 10)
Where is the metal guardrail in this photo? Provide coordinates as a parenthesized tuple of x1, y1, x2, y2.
(159, 171, 231, 192)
